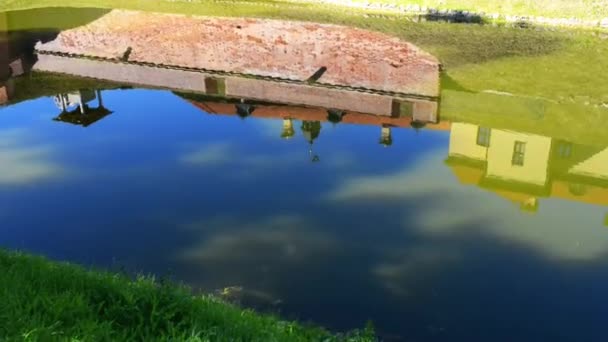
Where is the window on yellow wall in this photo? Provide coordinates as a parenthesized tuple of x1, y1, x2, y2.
(512, 141, 526, 166)
(476, 127, 491, 147)
(557, 142, 573, 159)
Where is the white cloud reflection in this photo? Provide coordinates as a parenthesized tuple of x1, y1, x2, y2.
(374, 246, 462, 297)
(179, 142, 306, 167)
(0, 129, 65, 185)
(179, 142, 234, 166)
(180, 139, 360, 173)
(179, 215, 335, 264)
(327, 151, 608, 261)
(175, 214, 339, 301)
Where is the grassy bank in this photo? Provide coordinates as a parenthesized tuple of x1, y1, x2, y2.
(318, 0, 608, 21)
(2, 2, 607, 109)
(10, 71, 123, 104)
(2, 0, 608, 21)
(441, 90, 608, 147)
(0, 249, 374, 341)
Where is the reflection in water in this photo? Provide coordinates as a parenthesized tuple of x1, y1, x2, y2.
(447, 122, 608, 224)
(3, 83, 608, 341)
(179, 215, 337, 290)
(216, 286, 283, 312)
(32, 51, 439, 122)
(374, 246, 462, 297)
(0, 7, 107, 104)
(0, 129, 64, 185)
(180, 142, 236, 167)
(53, 90, 111, 126)
(302, 121, 321, 162)
(281, 118, 295, 140)
(329, 124, 608, 261)
(380, 126, 393, 147)
(2, 7, 608, 342)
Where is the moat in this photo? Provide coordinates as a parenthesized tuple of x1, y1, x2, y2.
(1, 6, 608, 342)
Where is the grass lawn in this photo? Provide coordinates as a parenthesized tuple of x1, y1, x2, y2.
(324, 0, 608, 21)
(2, 1, 607, 108)
(441, 90, 608, 147)
(2, 2, 607, 145)
(3, 3, 607, 146)
(0, 249, 375, 341)
(3, 0, 608, 20)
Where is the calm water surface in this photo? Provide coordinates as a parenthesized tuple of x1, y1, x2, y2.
(2, 7, 608, 342)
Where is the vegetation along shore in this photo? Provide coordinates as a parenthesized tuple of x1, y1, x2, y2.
(0, 249, 375, 341)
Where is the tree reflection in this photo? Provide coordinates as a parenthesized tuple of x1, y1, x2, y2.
(301, 121, 321, 163)
(281, 118, 295, 139)
(379, 126, 393, 147)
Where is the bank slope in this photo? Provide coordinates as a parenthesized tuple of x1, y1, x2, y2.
(0, 249, 375, 341)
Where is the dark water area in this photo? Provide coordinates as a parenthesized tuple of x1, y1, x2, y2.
(4, 87, 608, 341)
(2, 6, 608, 342)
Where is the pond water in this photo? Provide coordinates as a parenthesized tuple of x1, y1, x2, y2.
(2, 6, 608, 342)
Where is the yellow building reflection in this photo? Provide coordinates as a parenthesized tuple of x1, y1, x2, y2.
(447, 122, 608, 217)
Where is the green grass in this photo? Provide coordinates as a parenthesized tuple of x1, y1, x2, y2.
(2, 0, 608, 20)
(441, 89, 608, 146)
(303, 12, 608, 108)
(3, 3, 606, 147)
(2, 2, 607, 142)
(2, 1, 607, 108)
(1, 6, 111, 31)
(339, 0, 608, 21)
(9, 71, 123, 104)
(0, 249, 375, 341)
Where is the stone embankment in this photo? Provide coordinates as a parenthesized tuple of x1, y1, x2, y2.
(35, 10, 440, 97)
